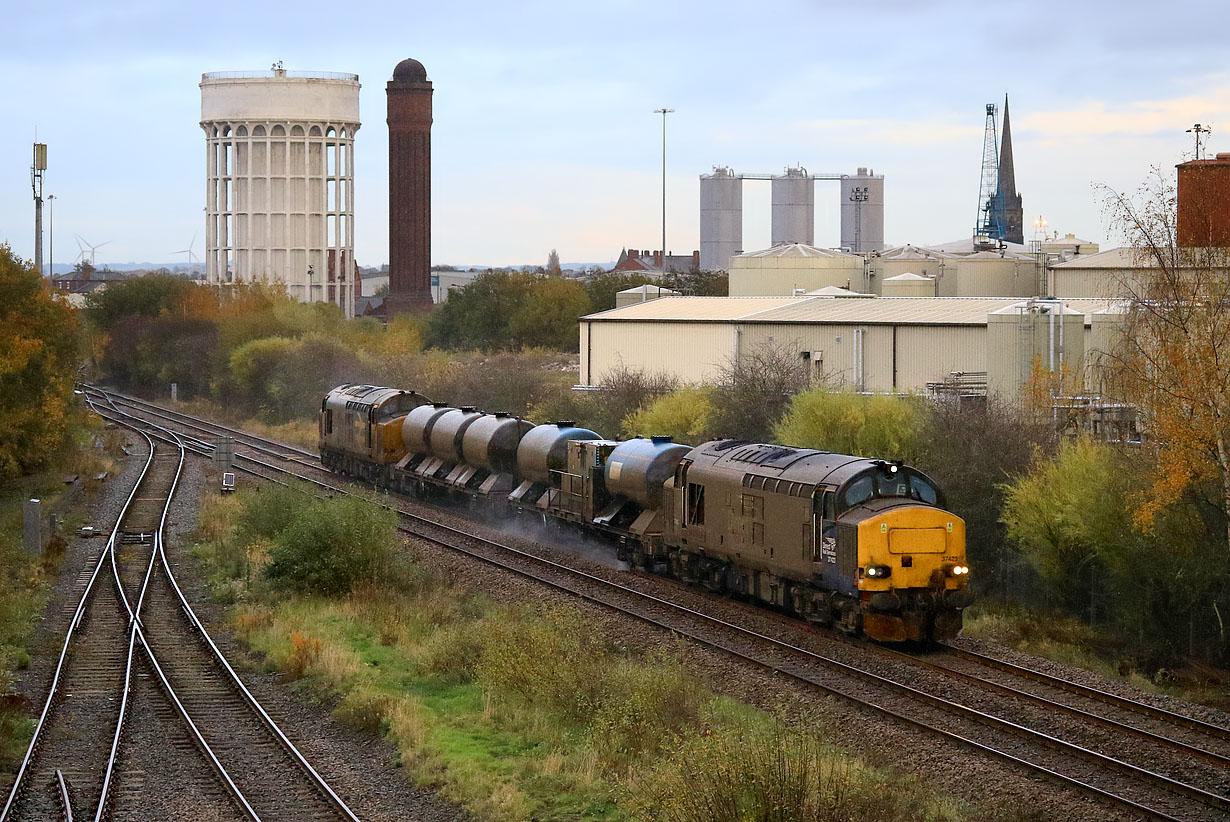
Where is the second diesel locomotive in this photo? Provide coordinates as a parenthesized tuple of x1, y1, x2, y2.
(318, 384, 972, 642)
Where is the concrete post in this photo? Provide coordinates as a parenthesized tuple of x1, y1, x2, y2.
(23, 499, 42, 553)
(171, 382, 178, 402)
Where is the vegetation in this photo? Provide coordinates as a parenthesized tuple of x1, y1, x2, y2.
(194, 487, 990, 822)
(0, 244, 83, 478)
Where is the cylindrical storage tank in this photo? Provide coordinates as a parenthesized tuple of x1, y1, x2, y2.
(515, 423, 601, 483)
(429, 407, 484, 463)
(986, 300, 1086, 399)
(461, 413, 536, 473)
(840, 169, 885, 253)
(604, 436, 691, 509)
(881, 272, 935, 297)
(771, 167, 814, 246)
(700, 167, 743, 271)
(728, 243, 864, 297)
(402, 403, 455, 455)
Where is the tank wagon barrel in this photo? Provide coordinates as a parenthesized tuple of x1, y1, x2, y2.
(604, 436, 690, 509)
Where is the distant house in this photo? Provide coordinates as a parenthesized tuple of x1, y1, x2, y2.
(51, 267, 129, 295)
(612, 248, 700, 274)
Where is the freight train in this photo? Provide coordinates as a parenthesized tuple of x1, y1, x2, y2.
(319, 384, 973, 642)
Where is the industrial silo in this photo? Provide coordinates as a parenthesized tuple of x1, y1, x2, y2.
(699, 166, 743, 270)
(771, 167, 814, 246)
(840, 168, 884, 253)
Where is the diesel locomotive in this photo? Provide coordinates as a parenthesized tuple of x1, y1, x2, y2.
(319, 384, 972, 642)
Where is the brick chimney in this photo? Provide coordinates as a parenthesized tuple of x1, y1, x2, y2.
(653, 250, 663, 268)
(691, 250, 700, 270)
(1177, 152, 1230, 247)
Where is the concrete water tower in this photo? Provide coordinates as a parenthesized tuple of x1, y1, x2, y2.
(200, 65, 361, 316)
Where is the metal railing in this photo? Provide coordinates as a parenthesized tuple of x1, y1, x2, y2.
(202, 70, 358, 81)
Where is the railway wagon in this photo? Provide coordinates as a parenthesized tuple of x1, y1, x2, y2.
(664, 440, 971, 642)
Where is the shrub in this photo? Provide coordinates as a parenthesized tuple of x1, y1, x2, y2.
(621, 387, 715, 444)
(627, 720, 958, 822)
(774, 389, 925, 461)
(262, 493, 400, 596)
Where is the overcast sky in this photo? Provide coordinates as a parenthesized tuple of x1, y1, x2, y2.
(2, 0, 1225, 269)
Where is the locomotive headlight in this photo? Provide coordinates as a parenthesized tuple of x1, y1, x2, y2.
(943, 563, 970, 577)
(865, 564, 892, 579)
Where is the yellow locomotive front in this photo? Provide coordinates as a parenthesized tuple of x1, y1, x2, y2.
(842, 501, 970, 642)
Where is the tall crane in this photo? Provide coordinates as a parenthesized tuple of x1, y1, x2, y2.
(974, 102, 1005, 244)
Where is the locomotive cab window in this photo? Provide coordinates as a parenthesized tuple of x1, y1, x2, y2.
(325, 409, 333, 434)
(910, 475, 938, 504)
(843, 476, 874, 508)
(686, 482, 705, 526)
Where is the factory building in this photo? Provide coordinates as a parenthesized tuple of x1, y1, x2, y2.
(578, 295, 1115, 400)
(386, 58, 434, 313)
(200, 66, 361, 316)
(699, 166, 885, 270)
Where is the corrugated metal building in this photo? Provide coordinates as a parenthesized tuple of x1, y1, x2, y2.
(579, 295, 1117, 398)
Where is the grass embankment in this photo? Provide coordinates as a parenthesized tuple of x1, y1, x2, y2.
(0, 429, 115, 771)
(193, 486, 1032, 822)
(962, 602, 1230, 710)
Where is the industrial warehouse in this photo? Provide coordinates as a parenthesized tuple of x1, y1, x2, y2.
(579, 294, 1117, 399)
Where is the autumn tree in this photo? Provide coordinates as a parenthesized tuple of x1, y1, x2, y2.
(1101, 167, 1230, 547)
(581, 270, 658, 312)
(0, 244, 81, 478)
(708, 342, 814, 442)
(508, 277, 593, 351)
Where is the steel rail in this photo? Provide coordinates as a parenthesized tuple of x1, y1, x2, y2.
(84, 385, 317, 458)
(88, 405, 358, 821)
(93, 394, 1227, 821)
(0, 424, 158, 822)
(53, 772, 71, 822)
(91, 428, 260, 822)
(941, 644, 1230, 742)
(871, 646, 1230, 767)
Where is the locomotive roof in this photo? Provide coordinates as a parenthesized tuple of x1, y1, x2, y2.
(324, 384, 418, 410)
(687, 439, 901, 488)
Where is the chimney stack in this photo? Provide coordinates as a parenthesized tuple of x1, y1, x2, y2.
(1177, 152, 1230, 247)
(386, 58, 434, 313)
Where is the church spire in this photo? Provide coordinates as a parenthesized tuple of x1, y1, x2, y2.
(998, 94, 1017, 200)
(996, 94, 1024, 244)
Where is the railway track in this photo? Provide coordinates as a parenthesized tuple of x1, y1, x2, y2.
(4, 399, 362, 822)
(83, 385, 1230, 822)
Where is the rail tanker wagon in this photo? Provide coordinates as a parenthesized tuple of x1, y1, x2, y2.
(319, 385, 429, 478)
(548, 436, 691, 561)
(664, 440, 971, 642)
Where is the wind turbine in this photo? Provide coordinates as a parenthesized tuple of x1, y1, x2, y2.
(75, 234, 111, 266)
(172, 232, 200, 268)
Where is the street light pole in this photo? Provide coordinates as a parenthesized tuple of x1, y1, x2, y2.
(654, 108, 674, 270)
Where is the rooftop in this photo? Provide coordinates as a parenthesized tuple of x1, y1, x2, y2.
(733, 242, 860, 260)
(583, 295, 1117, 325)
